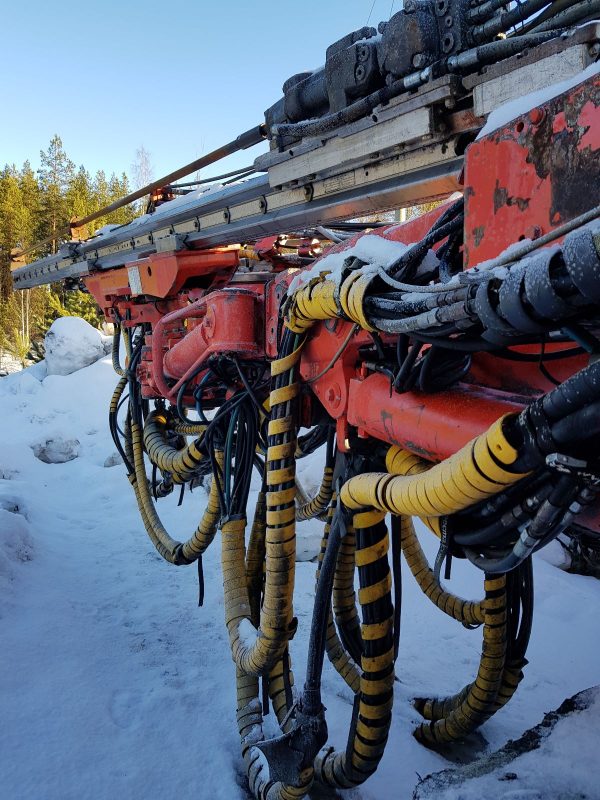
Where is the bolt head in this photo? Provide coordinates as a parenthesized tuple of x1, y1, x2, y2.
(528, 107, 545, 126)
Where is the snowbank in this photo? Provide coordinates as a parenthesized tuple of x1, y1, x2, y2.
(44, 316, 110, 376)
(0, 322, 598, 799)
(414, 687, 600, 799)
(0, 507, 33, 596)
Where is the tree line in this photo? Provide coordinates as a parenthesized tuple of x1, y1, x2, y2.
(0, 135, 147, 367)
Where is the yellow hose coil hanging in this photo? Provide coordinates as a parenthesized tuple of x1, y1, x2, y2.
(384, 445, 528, 743)
(341, 416, 529, 519)
(222, 340, 304, 677)
(296, 466, 334, 521)
(414, 574, 508, 745)
(143, 411, 207, 484)
(124, 401, 222, 565)
(386, 446, 484, 626)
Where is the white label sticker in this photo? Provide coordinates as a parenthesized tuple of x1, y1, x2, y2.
(127, 266, 143, 296)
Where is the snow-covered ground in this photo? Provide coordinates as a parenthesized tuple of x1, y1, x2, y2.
(1, 329, 599, 800)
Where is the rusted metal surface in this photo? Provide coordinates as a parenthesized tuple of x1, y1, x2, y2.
(463, 73, 600, 267)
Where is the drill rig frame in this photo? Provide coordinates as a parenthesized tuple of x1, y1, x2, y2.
(11, 3, 600, 797)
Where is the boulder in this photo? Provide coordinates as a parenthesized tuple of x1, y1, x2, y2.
(33, 437, 80, 464)
(44, 317, 106, 376)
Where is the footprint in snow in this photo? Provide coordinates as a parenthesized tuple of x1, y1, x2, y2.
(108, 689, 142, 729)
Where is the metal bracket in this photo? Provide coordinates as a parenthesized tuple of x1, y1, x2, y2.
(255, 705, 328, 786)
(546, 453, 600, 487)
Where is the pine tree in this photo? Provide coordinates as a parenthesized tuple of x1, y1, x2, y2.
(0, 136, 141, 366)
(38, 135, 75, 254)
(108, 172, 136, 225)
(67, 165, 94, 237)
(0, 166, 30, 299)
(92, 169, 111, 231)
(18, 161, 43, 249)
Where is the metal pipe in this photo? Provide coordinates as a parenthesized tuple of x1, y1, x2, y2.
(12, 124, 267, 260)
(72, 125, 267, 228)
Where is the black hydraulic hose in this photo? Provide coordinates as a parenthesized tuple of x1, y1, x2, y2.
(428, 197, 465, 233)
(391, 515, 402, 662)
(271, 68, 431, 142)
(541, 361, 600, 422)
(469, 0, 559, 41)
(303, 510, 343, 714)
(453, 483, 553, 547)
(234, 357, 265, 413)
(394, 341, 423, 391)
(387, 216, 464, 280)
(528, 0, 600, 31)
(171, 164, 256, 188)
(465, 475, 578, 572)
(513, 557, 534, 657)
(449, 30, 561, 69)
(468, 0, 527, 22)
(551, 399, 600, 445)
(516, 0, 581, 31)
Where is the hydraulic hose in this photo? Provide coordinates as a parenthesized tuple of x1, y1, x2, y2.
(245, 489, 299, 734)
(332, 525, 363, 663)
(341, 416, 529, 520)
(413, 558, 533, 744)
(111, 325, 125, 376)
(296, 466, 334, 521)
(414, 574, 508, 745)
(314, 515, 395, 789)
(316, 499, 361, 692)
(222, 338, 304, 676)
(128, 415, 223, 565)
(469, 1, 558, 42)
(143, 411, 207, 484)
(528, 0, 600, 31)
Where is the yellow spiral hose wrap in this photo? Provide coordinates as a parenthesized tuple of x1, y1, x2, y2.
(143, 411, 207, 484)
(296, 466, 334, 521)
(222, 341, 304, 677)
(341, 416, 529, 519)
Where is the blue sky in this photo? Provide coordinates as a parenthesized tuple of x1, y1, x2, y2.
(1, 0, 399, 181)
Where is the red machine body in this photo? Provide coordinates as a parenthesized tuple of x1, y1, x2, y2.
(85, 72, 600, 526)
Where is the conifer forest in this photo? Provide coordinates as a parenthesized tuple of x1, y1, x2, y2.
(0, 135, 140, 368)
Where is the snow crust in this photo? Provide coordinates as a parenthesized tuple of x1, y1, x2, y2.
(478, 60, 600, 139)
(44, 316, 110, 376)
(288, 233, 409, 294)
(0, 329, 599, 799)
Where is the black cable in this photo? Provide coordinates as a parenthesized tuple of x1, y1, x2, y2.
(387, 214, 465, 282)
(391, 515, 402, 662)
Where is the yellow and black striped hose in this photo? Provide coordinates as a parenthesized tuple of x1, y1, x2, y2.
(413, 574, 508, 745)
(386, 446, 484, 626)
(314, 512, 395, 789)
(296, 466, 334, 521)
(340, 416, 529, 520)
(383, 443, 530, 744)
(222, 338, 304, 677)
(112, 372, 221, 566)
(143, 411, 207, 484)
